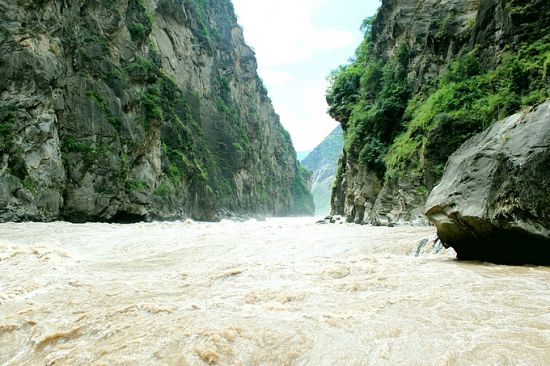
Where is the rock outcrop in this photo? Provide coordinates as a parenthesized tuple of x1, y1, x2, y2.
(327, 0, 550, 226)
(0, 0, 313, 222)
(425, 100, 550, 265)
(301, 126, 343, 216)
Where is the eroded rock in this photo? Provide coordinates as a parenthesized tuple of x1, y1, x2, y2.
(425, 101, 550, 265)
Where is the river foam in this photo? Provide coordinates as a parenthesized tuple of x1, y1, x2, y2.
(1, 218, 548, 365)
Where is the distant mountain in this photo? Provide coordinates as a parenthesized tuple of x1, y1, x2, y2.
(296, 150, 313, 161)
(301, 126, 343, 216)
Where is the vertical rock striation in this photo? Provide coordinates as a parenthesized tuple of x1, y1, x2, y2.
(328, 0, 549, 225)
(0, 0, 313, 222)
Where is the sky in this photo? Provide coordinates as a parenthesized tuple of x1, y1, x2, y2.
(232, 0, 381, 152)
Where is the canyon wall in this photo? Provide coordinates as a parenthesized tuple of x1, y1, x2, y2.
(0, 0, 314, 222)
(327, 0, 549, 225)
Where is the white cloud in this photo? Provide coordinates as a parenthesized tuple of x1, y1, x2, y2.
(232, 0, 360, 151)
(260, 69, 296, 86)
(271, 80, 339, 151)
(233, 0, 354, 67)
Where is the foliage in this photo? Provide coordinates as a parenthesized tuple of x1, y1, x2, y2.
(8, 155, 28, 180)
(128, 23, 147, 43)
(327, 11, 550, 183)
(153, 182, 171, 197)
(386, 38, 550, 179)
(125, 57, 158, 81)
(141, 85, 163, 121)
(0, 103, 18, 154)
(188, 0, 223, 49)
(327, 34, 411, 175)
(86, 89, 123, 131)
(126, 178, 149, 193)
(63, 136, 98, 166)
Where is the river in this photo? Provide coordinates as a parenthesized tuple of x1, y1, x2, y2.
(0, 218, 548, 365)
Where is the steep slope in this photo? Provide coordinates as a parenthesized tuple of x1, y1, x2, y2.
(301, 126, 343, 216)
(327, 0, 550, 225)
(0, 0, 313, 222)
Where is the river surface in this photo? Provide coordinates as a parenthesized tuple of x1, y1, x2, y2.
(0, 218, 548, 365)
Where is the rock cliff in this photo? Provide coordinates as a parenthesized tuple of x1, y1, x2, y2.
(301, 126, 343, 216)
(327, 0, 549, 225)
(0, 0, 313, 222)
(425, 100, 550, 265)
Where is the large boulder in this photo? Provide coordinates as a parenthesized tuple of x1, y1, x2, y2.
(425, 100, 550, 265)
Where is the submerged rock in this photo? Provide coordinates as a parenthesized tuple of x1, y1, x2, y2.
(425, 101, 550, 265)
(413, 235, 450, 257)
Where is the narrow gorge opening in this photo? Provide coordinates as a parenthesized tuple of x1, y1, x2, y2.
(0, 0, 549, 364)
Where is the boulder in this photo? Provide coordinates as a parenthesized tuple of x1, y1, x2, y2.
(425, 100, 550, 265)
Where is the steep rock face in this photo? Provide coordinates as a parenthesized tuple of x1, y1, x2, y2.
(301, 126, 343, 216)
(425, 100, 550, 264)
(328, 0, 550, 225)
(0, 0, 313, 222)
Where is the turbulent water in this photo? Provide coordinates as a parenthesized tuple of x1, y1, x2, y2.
(0, 218, 548, 365)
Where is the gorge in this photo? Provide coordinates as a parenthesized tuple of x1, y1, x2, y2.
(1, 0, 549, 364)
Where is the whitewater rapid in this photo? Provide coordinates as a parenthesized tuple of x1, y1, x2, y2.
(0, 218, 548, 365)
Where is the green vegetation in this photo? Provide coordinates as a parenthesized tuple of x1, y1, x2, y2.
(188, 0, 234, 49)
(22, 177, 36, 196)
(153, 182, 170, 197)
(99, 0, 121, 15)
(63, 137, 95, 155)
(83, 34, 109, 49)
(0, 0, 311, 219)
(126, 57, 157, 80)
(8, 155, 28, 180)
(128, 23, 146, 43)
(327, 9, 550, 185)
(215, 96, 240, 125)
(86, 89, 123, 131)
(141, 85, 163, 121)
(63, 136, 100, 167)
(126, 178, 149, 193)
(327, 20, 410, 175)
(0, 103, 18, 154)
(386, 36, 550, 179)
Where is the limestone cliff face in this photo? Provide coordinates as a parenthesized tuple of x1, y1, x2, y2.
(329, 0, 549, 225)
(0, 0, 313, 222)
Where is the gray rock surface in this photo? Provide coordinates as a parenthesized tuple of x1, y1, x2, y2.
(329, 0, 549, 226)
(0, 0, 313, 222)
(425, 100, 550, 264)
(331, 0, 482, 225)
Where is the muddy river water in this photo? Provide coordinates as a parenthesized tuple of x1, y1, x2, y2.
(0, 218, 548, 365)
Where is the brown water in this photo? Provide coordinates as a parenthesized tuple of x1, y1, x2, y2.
(0, 218, 548, 365)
